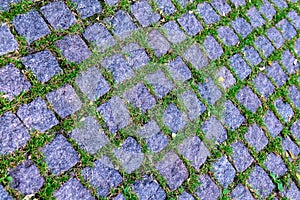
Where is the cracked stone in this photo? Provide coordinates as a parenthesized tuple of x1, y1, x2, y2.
(0, 24, 18, 56)
(198, 78, 222, 105)
(231, 141, 253, 172)
(195, 175, 220, 200)
(274, 99, 294, 122)
(264, 152, 287, 176)
(180, 90, 206, 121)
(177, 13, 203, 36)
(130, 1, 160, 27)
(147, 29, 170, 57)
(229, 54, 251, 80)
(183, 44, 208, 69)
(164, 104, 186, 133)
(264, 110, 283, 137)
(212, 156, 236, 188)
(202, 116, 227, 144)
(253, 73, 275, 99)
(71, 0, 102, 19)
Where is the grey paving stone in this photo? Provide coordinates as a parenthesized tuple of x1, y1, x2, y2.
(178, 136, 210, 169)
(281, 181, 300, 200)
(263, 110, 283, 137)
(0, 24, 18, 56)
(195, 175, 220, 200)
(247, 165, 275, 198)
(0, 64, 31, 100)
(132, 175, 166, 200)
(167, 56, 191, 82)
(56, 35, 91, 64)
(237, 86, 261, 113)
(230, 0, 245, 7)
(229, 54, 251, 80)
(276, 19, 297, 40)
(231, 141, 253, 172)
(211, 0, 231, 16)
(287, 10, 300, 30)
(123, 83, 156, 113)
(203, 35, 223, 60)
(21, 50, 62, 83)
(289, 85, 300, 109)
(41, 1, 76, 30)
(267, 27, 285, 49)
(212, 156, 236, 188)
(145, 70, 174, 99)
(17, 97, 58, 132)
(291, 119, 300, 141)
(41, 134, 79, 175)
(83, 23, 116, 52)
(46, 84, 82, 118)
(0, 112, 30, 155)
(164, 104, 186, 133)
(122, 43, 150, 70)
(82, 156, 123, 197)
(0, 184, 13, 200)
(254, 36, 275, 58)
(247, 7, 265, 28)
(101, 54, 134, 84)
(71, 0, 102, 19)
(231, 184, 254, 200)
(221, 100, 245, 130)
(183, 44, 208, 69)
(198, 78, 222, 105)
(155, 0, 176, 15)
(245, 124, 268, 152)
(177, 13, 203, 36)
(197, 3, 220, 25)
(259, 0, 276, 21)
(174, 0, 193, 8)
(114, 137, 144, 174)
(282, 136, 299, 159)
(231, 17, 252, 39)
(156, 152, 189, 190)
(295, 38, 300, 57)
(274, 99, 294, 122)
(264, 152, 287, 176)
(202, 116, 227, 144)
(217, 26, 239, 46)
(180, 90, 206, 121)
(98, 96, 130, 133)
(178, 191, 194, 200)
(162, 21, 186, 44)
(0, 0, 11, 12)
(271, 0, 287, 9)
(243, 46, 262, 66)
(13, 10, 50, 43)
(71, 116, 108, 155)
(215, 67, 236, 89)
(104, 0, 119, 6)
(266, 61, 287, 87)
(281, 50, 299, 74)
(54, 178, 95, 200)
(9, 160, 44, 195)
(253, 73, 275, 98)
(130, 1, 160, 27)
(113, 194, 125, 200)
(75, 66, 110, 101)
(147, 29, 170, 57)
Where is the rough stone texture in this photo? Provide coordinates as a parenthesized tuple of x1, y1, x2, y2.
(122, 43, 150, 70)
(54, 178, 95, 200)
(164, 104, 186, 133)
(17, 97, 58, 132)
(266, 61, 287, 87)
(264, 110, 283, 137)
(203, 35, 223, 60)
(247, 7, 265, 28)
(195, 175, 220, 200)
(202, 116, 227, 144)
(231, 17, 252, 39)
(291, 119, 300, 141)
(245, 124, 268, 152)
(282, 136, 299, 159)
(21, 50, 62, 83)
(247, 165, 275, 198)
(98, 96, 131, 133)
(243, 46, 262, 66)
(178, 191, 194, 200)
(0, 112, 30, 155)
(215, 67, 236, 89)
(75, 66, 110, 101)
(264, 153, 287, 176)
(276, 19, 297, 40)
(155, 0, 176, 15)
(217, 26, 239, 46)
(41, 1, 76, 30)
(254, 36, 275, 58)
(0, 184, 13, 200)
(41, 134, 79, 175)
(174, 0, 193, 8)
(178, 136, 210, 169)
(123, 83, 156, 113)
(13, 10, 50, 43)
(281, 181, 300, 200)
(211, 0, 231, 16)
(113, 194, 125, 200)
(229, 54, 251, 80)
(295, 38, 300, 57)
(9, 160, 44, 195)
(180, 90, 206, 121)
(198, 78, 222, 105)
(156, 152, 188, 191)
(71, 0, 102, 19)
(46, 84, 82, 118)
(221, 100, 245, 130)
(0, 24, 18, 56)
(281, 50, 299, 74)
(70, 116, 108, 154)
(231, 141, 253, 172)
(230, 0, 245, 7)
(105, 0, 119, 6)
(162, 21, 186, 44)
(274, 99, 294, 122)
(197, 3, 220, 25)
(0, 64, 31, 100)
(177, 13, 203, 36)
(114, 137, 144, 174)
(271, 0, 287, 9)
(0, 0, 20, 12)
(267, 27, 285, 49)
(288, 10, 300, 30)
(82, 156, 123, 197)
(167, 56, 191, 82)
(259, 0, 276, 21)
(236, 86, 261, 113)
(56, 35, 91, 64)
(130, 1, 160, 27)
(145, 70, 174, 99)
(253, 73, 275, 99)
(289, 85, 300, 109)
(132, 175, 166, 200)
(212, 156, 236, 188)
(231, 184, 254, 200)
(147, 29, 170, 57)
(183, 44, 208, 69)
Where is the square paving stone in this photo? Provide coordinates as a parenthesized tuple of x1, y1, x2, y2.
(282, 136, 299, 159)
(123, 83, 156, 113)
(244, 124, 268, 152)
(198, 78, 222, 105)
(264, 153, 287, 176)
(0, 112, 30, 155)
(291, 119, 300, 141)
(271, 0, 287, 9)
(97, 96, 131, 133)
(231, 184, 254, 200)
(281, 50, 299, 74)
(287, 10, 300, 30)
(276, 19, 297, 40)
(202, 116, 227, 144)
(197, 3, 220, 25)
(0, 184, 13, 200)
(21, 50, 62, 83)
(178, 136, 210, 169)
(71, 0, 102, 19)
(289, 85, 300, 109)
(231, 17, 252, 39)
(177, 13, 203, 36)
(145, 70, 174, 99)
(217, 26, 239, 46)
(164, 104, 186, 133)
(70, 116, 108, 155)
(162, 21, 186, 44)
(178, 191, 194, 200)
(132, 175, 166, 200)
(229, 54, 251, 80)
(295, 38, 300, 57)
(247, 165, 275, 198)
(155, 0, 176, 15)
(195, 175, 220, 200)
(243, 46, 262, 66)
(13, 10, 50, 43)
(254, 36, 275, 58)
(130, 1, 160, 27)
(41, 134, 79, 175)
(0, 63, 31, 100)
(75, 66, 110, 101)
(9, 160, 44, 195)
(264, 110, 283, 137)
(0, 24, 18, 56)
(215, 66, 236, 89)
(281, 181, 300, 200)
(259, 0, 276, 21)
(147, 29, 170, 57)
(113, 194, 125, 200)
(203, 35, 223, 60)
(156, 151, 189, 191)
(41, 1, 76, 30)
(183, 44, 208, 69)
(211, 0, 231, 16)
(122, 43, 150, 70)
(114, 137, 144, 174)
(253, 73, 275, 99)
(101, 54, 134, 84)
(212, 156, 236, 188)
(221, 100, 245, 130)
(83, 23, 116, 52)
(46, 84, 82, 118)
(266, 61, 287, 87)
(231, 141, 253, 172)
(167, 56, 191, 82)
(104, 0, 119, 6)
(17, 97, 58, 132)
(180, 90, 206, 121)
(230, 0, 246, 7)
(267, 27, 285, 49)
(274, 99, 294, 122)
(247, 7, 265, 28)
(82, 156, 123, 197)
(174, 0, 193, 8)
(54, 178, 95, 200)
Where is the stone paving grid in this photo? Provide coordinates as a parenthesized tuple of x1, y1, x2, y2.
(0, 0, 299, 199)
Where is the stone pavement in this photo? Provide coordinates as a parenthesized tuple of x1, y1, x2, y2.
(0, 0, 299, 199)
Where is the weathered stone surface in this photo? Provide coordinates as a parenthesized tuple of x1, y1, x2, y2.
(264, 110, 282, 137)
(198, 78, 222, 105)
(254, 36, 274, 58)
(231, 184, 254, 200)
(230, 0, 245, 7)
(104, 0, 119, 6)
(155, 0, 176, 15)
(247, 7, 265, 28)
(274, 99, 294, 122)
(167, 56, 191, 82)
(164, 104, 186, 133)
(259, 0, 276, 21)
(229, 54, 251, 80)
(295, 38, 300, 57)
(253, 73, 275, 99)
(113, 194, 125, 200)
(162, 21, 186, 44)
(178, 191, 194, 200)
(71, 0, 102, 19)
(282, 136, 299, 159)
(244, 124, 268, 152)
(203, 35, 223, 60)
(266, 61, 287, 87)
(281, 181, 300, 200)
(264, 152, 287, 176)
(276, 19, 297, 40)
(0, 184, 13, 200)
(231, 141, 253, 172)
(211, 0, 231, 16)
(231, 17, 252, 38)
(197, 3, 220, 25)
(215, 66, 236, 89)
(267, 27, 284, 49)
(288, 10, 300, 30)
(177, 13, 203, 36)
(212, 156, 236, 188)
(281, 50, 299, 74)
(291, 119, 300, 141)
(243, 46, 262, 66)
(131, 1, 160, 27)
(122, 43, 149, 70)
(236, 86, 261, 113)
(0, 24, 18, 56)
(202, 116, 227, 144)
(147, 29, 170, 57)
(145, 70, 174, 98)
(217, 26, 239, 46)
(221, 100, 245, 130)
(271, 0, 287, 9)
(183, 44, 208, 69)
(289, 85, 300, 109)
(195, 175, 220, 200)
(180, 90, 206, 121)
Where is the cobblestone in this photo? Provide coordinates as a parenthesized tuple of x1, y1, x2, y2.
(231, 141, 253, 172)
(198, 78, 222, 105)
(245, 124, 268, 152)
(281, 181, 300, 200)
(203, 35, 223, 60)
(259, 0, 276, 21)
(291, 119, 300, 141)
(276, 19, 297, 40)
(202, 116, 227, 144)
(266, 61, 287, 87)
(183, 44, 208, 69)
(197, 3, 220, 25)
(253, 73, 275, 99)
(282, 136, 299, 160)
(231, 17, 252, 39)
(212, 156, 236, 188)
(177, 13, 203, 36)
(271, 0, 288, 9)
(289, 85, 300, 109)
(288, 10, 300, 30)
(264, 152, 287, 176)
(178, 191, 194, 200)
(130, 1, 160, 27)
(122, 43, 149, 70)
(247, 7, 265, 28)
(231, 184, 254, 200)
(236, 86, 261, 113)
(215, 67, 236, 89)
(180, 90, 206, 121)
(147, 29, 170, 57)
(264, 110, 283, 137)
(281, 50, 299, 74)
(155, 0, 176, 15)
(229, 54, 251, 80)
(162, 21, 186, 44)
(0, 24, 18, 56)
(254, 36, 275, 58)
(243, 46, 262, 66)
(0, 185, 13, 200)
(167, 56, 191, 82)
(267, 27, 285, 49)
(221, 100, 245, 130)
(164, 104, 186, 133)
(274, 99, 294, 122)
(211, 0, 231, 16)
(195, 175, 220, 200)
(217, 26, 239, 46)
(71, 0, 102, 19)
